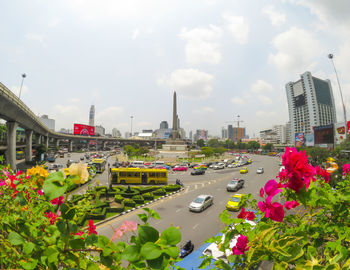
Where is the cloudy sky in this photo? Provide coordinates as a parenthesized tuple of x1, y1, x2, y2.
(1, 0, 350, 138)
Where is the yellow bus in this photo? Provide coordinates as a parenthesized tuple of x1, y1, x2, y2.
(110, 168, 168, 185)
(91, 158, 106, 173)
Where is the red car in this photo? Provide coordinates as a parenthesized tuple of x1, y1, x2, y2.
(173, 166, 188, 172)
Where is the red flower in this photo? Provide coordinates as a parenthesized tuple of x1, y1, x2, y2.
(281, 147, 315, 193)
(87, 219, 97, 235)
(315, 166, 330, 183)
(51, 196, 64, 206)
(232, 235, 249, 255)
(284, 200, 300, 210)
(237, 208, 255, 220)
(45, 211, 59, 225)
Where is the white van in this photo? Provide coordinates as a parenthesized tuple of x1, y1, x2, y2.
(154, 161, 165, 166)
(131, 161, 144, 167)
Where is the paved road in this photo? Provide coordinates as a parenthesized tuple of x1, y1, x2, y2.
(96, 155, 281, 249)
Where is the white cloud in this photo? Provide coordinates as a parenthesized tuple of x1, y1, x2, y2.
(179, 25, 222, 65)
(95, 106, 124, 132)
(231, 97, 245, 105)
(193, 106, 215, 114)
(251, 80, 274, 94)
(68, 98, 80, 103)
(262, 5, 286, 26)
(268, 27, 324, 76)
(51, 104, 85, 130)
(256, 110, 276, 117)
(132, 29, 140, 40)
(223, 14, 249, 44)
(25, 33, 47, 47)
(11, 85, 28, 97)
(258, 95, 273, 105)
(157, 69, 214, 99)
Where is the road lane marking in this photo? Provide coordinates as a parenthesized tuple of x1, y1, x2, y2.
(176, 209, 181, 213)
(195, 184, 198, 189)
(193, 223, 199, 230)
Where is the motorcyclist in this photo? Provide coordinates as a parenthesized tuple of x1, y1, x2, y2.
(176, 179, 184, 187)
(183, 240, 192, 251)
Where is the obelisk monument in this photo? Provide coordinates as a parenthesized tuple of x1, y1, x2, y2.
(161, 91, 187, 152)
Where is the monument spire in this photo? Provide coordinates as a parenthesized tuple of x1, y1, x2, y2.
(173, 91, 177, 131)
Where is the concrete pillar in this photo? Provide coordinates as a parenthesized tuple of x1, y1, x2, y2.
(44, 136, 49, 150)
(36, 134, 41, 145)
(103, 141, 107, 150)
(56, 139, 60, 148)
(25, 130, 33, 162)
(5, 121, 18, 170)
(69, 140, 73, 152)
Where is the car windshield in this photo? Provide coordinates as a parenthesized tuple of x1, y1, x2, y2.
(230, 197, 241, 202)
(258, 168, 263, 170)
(230, 180, 238, 184)
(194, 197, 204, 203)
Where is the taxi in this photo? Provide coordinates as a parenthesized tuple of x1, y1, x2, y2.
(240, 167, 248, 174)
(226, 194, 245, 211)
(194, 164, 207, 170)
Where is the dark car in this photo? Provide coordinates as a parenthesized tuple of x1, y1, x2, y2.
(226, 178, 245, 192)
(191, 169, 205, 175)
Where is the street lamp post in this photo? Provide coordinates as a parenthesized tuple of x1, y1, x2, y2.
(328, 54, 347, 139)
(19, 73, 26, 99)
(130, 116, 134, 137)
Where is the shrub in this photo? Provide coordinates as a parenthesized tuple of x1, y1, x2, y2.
(132, 195, 144, 204)
(120, 187, 140, 198)
(95, 186, 107, 191)
(142, 192, 154, 201)
(106, 206, 124, 213)
(122, 198, 136, 207)
(164, 184, 181, 192)
(152, 188, 166, 196)
(87, 207, 106, 220)
(139, 186, 159, 194)
(114, 195, 124, 203)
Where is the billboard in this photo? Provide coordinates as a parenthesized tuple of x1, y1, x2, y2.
(295, 133, 305, 147)
(314, 124, 334, 145)
(74, 124, 95, 136)
(334, 121, 350, 144)
(305, 134, 314, 147)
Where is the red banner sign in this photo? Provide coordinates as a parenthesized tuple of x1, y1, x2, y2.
(74, 124, 95, 136)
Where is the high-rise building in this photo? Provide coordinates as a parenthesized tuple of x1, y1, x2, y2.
(273, 125, 286, 144)
(233, 127, 245, 142)
(194, 129, 208, 141)
(160, 121, 168, 129)
(285, 121, 292, 145)
(95, 125, 105, 136)
(39, 115, 55, 131)
(260, 129, 279, 144)
(89, 105, 95, 126)
(222, 127, 228, 139)
(112, 128, 121, 138)
(189, 130, 193, 141)
(286, 71, 337, 144)
(228, 125, 234, 141)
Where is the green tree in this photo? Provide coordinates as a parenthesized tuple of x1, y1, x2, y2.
(197, 139, 205, 147)
(305, 147, 329, 164)
(201, 146, 214, 157)
(124, 145, 136, 156)
(137, 147, 149, 156)
(223, 139, 235, 149)
(207, 139, 220, 148)
(247, 140, 260, 150)
(213, 147, 226, 156)
(263, 143, 273, 151)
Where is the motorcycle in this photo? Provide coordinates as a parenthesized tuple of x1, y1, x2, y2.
(179, 240, 194, 258)
(176, 179, 184, 188)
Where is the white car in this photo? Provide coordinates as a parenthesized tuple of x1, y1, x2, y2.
(202, 220, 256, 263)
(256, 167, 264, 174)
(213, 163, 225, 170)
(227, 163, 238, 168)
(189, 195, 214, 212)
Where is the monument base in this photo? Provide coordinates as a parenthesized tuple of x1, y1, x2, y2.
(162, 144, 187, 151)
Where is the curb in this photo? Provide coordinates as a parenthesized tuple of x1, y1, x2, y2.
(95, 188, 184, 226)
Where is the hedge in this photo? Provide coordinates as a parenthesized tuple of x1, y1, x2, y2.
(152, 188, 166, 196)
(164, 184, 181, 192)
(142, 192, 154, 201)
(106, 206, 124, 213)
(122, 198, 136, 207)
(87, 207, 106, 220)
(114, 195, 124, 203)
(132, 195, 144, 204)
(120, 189, 140, 198)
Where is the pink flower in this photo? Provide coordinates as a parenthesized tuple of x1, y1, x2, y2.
(258, 201, 285, 222)
(232, 235, 249, 255)
(87, 219, 97, 235)
(50, 196, 64, 206)
(259, 188, 264, 198)
(237, 208, 255, 221)
(37, 189, 43, 196)
(264, 180, 282, 203)
(281, 147, 315, 193)
(342, 164, 350, 176)
(284, 200, 300, 210)
(315, 166, 330, 183)
(111, 220, 138, 241)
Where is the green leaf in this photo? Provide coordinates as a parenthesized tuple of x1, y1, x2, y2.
(163, 246, 179, 258)
(43, 175, 67, 201)
(219, 210, 233, 225)
(87, 262, 100, 270)
(60, 203, 76, 220)
(56, 220, 66, 234)
(19, 259, 38, 270)
(69, 238, 85, 249)
(122, 245, 141, 262)
(138, 213, 148, 223)
(140, 242, 162, 260)
(23, 242, 35, 254)
(138, 225, 159, 244)
(273, 261, 289, 270)
(161, 226, 181, 245)
(8, 231, 24, 245)
(101, 255, 113, 267)
(86, 234, 98, 246)
(97, 235, 111, 248)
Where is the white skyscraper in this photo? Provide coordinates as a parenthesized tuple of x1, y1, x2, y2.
(286, 71, 337, 144)
(89, 105, 95, 126)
